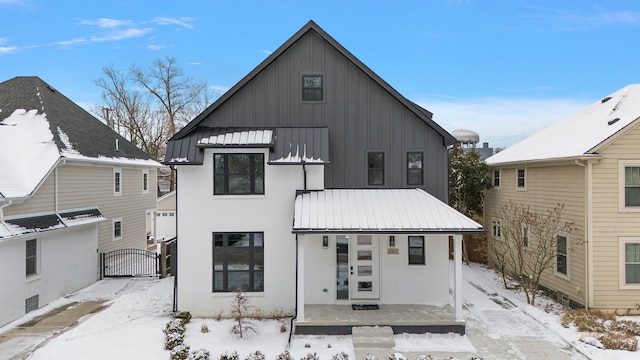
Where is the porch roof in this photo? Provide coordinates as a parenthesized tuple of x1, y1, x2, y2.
(292, 188, 483, 234)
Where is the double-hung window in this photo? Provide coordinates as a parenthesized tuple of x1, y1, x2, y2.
(114, 168, 122, 196)
(556, 235, 568, 276)
(624, 165, 640, 207)
(302, 74, 323, 101)
(26, 239, 37, 276)
(522, 226, 529, 248)
(213, 232, 264, 292)
(113, 219, 123, 241)
(214, 153, 265, 195)
(493, 169, 501, 188)
(620, 238, 640, 287)
(516, 168, 526, 190)
(408, 236, 425, 265)
(368, 152, 385, 186)
(492, 220, 502, 238)
(407, 152, 423, 186)
(142, 169, 149, 194)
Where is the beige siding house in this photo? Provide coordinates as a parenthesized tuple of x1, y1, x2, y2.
(0, 76, 160, 326)
(485, 85, 640, 311)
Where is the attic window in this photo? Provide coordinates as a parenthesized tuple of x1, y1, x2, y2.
(608, 118, 620, 126)
(601, 97, 612, 104)
(302, 75, 323, 101)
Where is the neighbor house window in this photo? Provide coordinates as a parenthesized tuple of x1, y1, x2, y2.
(368, 152, 385, 186)
(214, 153, 265, 195)
(407, 152, 423, 185)
(25, 294, 39, 313)
(113, 219, 123, 241)
(114, 168, 122, 196)
(620, 238, 640, 287)
(556, 235, 568, 276)
(492, 220, 502, 238)
(522, 226, 529, 248)
(142, 169, 149, 194)
(516, 168, 526, 189)
(213, 232, 264, 292)
(302, 74, 323, 101)
(26, 239, 37, 276)
(624, 165, 640, 207)
(493, 169, 501, 188)
(408, 236, 425, 265)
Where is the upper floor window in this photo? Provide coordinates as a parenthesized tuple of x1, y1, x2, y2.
(142, 170, 149, 194)
(302, 75, 323, 101)
(492, 220, 502, 238)
(368, 152, 385, 186)
(213, 232, 264, 292)
(214, 153, 265, 195)
(407, 152, 423, 186)
(624, 165, 640, 206)
(26, 239, 38, 276)
(114, 168, 122, 196)
(556, 235, 568, 276)
(408, 236, 425, 265)
(516, 168, 526, 190)
(493, 169, 501, 188)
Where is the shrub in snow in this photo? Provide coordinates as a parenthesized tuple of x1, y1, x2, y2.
(189, 349, 211, 360)
(219, 351, 239, 360)
(414, 356, 433, 360)
(164, 331, 185, 350)
(598, 332, 638, 351)
(170, 344, 191, 360)
(331, 351, 349, 360)
(165, 318, 186, 334)
(201, 324, 209, 333)
(300, 352, 319, 360)
(385, 354, 405, 360)
(276, 351, 293, 360)
(230, 290, 257, 338)
(173, 311, 192, 324)
(244, 351, 265, 360)
(363, 353, 378, 360)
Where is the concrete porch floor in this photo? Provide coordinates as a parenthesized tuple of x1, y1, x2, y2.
(294, 304, 465, 335)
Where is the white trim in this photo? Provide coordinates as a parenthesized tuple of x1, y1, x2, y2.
(618, 160, 640, 212)
(142, 169, 149, 194)
(516, 167, 527, 191)
(25, 238, 40, 280)
(113, 167, 122, 196)
(554, 234, 570, 280)
(493, 169, 501, 189)
(112, 218, 123, 241)
(619, 237, 640, 289)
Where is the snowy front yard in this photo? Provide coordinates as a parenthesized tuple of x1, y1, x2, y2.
(11, 263, 639, 360)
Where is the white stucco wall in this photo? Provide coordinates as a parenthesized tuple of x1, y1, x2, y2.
(303, 234, 450, 305)
(176, 148, 324, 317)
(0, 225, 98, 327)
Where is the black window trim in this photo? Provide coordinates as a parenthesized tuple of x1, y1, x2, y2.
(408, 235, 426, 265)
(301, 73, 324, 102)
(406, 151, 424, 186)
(367, 151, 385, 186)
(214, 153, 265, 195)
(212, 232, 264, 293)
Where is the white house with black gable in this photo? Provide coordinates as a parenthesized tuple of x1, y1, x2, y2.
(165, 21, 483, 334)
(0, 76, 161, 327)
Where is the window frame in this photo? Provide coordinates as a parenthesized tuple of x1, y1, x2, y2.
(113, 219, 123, 241)
(493, 169, 501, 188)
(142, 169, 149, 194)
(619, 237, 640, 289)
(619, 160, 640, 212)
(406, 151, 424, 186)
(556, 234, 569, 278)
(114, 167, 122, 196)
(301, 74, 324, 102)
(492, 219, 502, 238)
(26, 239, 38, 277)
(522, 225, 529, 248)
(212, 232, 264, 293)
(367, 151, 385, 186)
(516, 167, 526, 191)
(408, 236, 426, 265)
(214, 153, 265, 196)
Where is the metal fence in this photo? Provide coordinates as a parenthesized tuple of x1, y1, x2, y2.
(101, 248, 160, 278)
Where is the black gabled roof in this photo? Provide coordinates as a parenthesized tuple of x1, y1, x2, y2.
(0, 76, 153, 161)
(168, 20, 456, 146)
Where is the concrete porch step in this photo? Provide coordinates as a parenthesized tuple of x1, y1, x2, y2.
(352, 326, 395, 349)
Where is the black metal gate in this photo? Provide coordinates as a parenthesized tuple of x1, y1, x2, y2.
(101, 248, 160, 278)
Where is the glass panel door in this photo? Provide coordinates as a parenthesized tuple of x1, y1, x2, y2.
(350, 235, 379, 299)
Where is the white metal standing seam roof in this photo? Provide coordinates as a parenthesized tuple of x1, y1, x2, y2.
(197, 129, 273, 146)
(293, 188, 483, 233)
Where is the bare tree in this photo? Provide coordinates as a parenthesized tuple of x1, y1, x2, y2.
(489, 201, 576, 305)
(93, 57, 217, 194)
(229, 289, 256, 338)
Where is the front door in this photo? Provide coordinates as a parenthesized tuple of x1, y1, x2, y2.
(350, 235, 379, 299)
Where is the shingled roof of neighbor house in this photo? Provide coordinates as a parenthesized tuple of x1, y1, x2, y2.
(486, 84, 640, 165)
(0, 76, 160, 199)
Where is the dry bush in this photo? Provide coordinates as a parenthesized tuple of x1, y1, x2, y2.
(270, 308, 286, 320)
(598, 332, 638, 351)
(563, 309, 639, 351)
(200, 323, 209, 333)
(280, 323, 287, 333)
(214, 311, 223, 321)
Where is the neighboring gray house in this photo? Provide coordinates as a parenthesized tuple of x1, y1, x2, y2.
(165, 21, 482, 334)
(0, 76, 160, 327)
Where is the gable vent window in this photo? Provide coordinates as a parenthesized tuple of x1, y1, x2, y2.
(302, 75, 323, 101)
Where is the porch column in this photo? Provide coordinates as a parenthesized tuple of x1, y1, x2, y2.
(296, 234, 305, 322)
(453, 234, 463, 321)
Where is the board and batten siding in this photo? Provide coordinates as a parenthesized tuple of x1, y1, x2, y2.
(198, 30, 449, 200)
(484, 164, 587, 306)
(56, 164, 156, 253)
(590, 122, 640, 309)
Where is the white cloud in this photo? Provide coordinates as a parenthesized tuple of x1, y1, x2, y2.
(91, 27, 154, 42)
(152, 16, 196, 30)
(0, 46, 18, 54)
(415, 96, 590, 148)
(79, 18, 134, 28)
(147, 44, 166, 51)
(210, 85, 230, 94)
(522, 6, 640, 31)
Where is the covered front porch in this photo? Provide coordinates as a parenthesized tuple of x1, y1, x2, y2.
(294, 303, 464, 335)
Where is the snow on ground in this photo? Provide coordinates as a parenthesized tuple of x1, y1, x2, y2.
(11, 263, 640, 360)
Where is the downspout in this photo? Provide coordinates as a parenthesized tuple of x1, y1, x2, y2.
(302, 160, 307, 191)
(288, 233, 299, 350)
(575, 159, 594, 309)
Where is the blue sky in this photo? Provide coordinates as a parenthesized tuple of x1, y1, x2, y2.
(1, 0, 639, 147)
